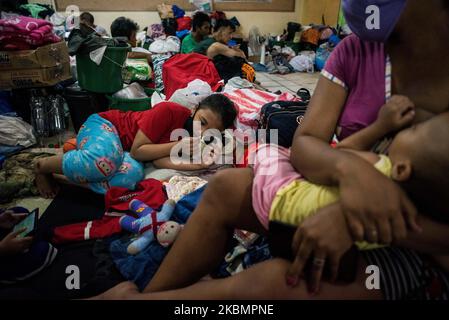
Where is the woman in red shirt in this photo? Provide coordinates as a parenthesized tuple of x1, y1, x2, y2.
(35, 94, 237, 197)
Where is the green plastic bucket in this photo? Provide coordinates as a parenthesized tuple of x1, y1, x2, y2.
(76, 45, 130, 93)
(107, 88, 155, 112)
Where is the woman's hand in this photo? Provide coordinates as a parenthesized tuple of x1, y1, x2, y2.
(0, 228, 33, 255)
(286, 203, 353, 293)
(338, 158, 421, 244)
(0, 211, 27, 229)
(376, 95, 415, 133)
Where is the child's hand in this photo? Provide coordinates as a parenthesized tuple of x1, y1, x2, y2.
(0, 211, 27, 229)
(376, 95, 415, 133)
(0, 228, 33, 255)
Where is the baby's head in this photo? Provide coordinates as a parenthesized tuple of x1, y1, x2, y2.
(388, 112, 449, 221)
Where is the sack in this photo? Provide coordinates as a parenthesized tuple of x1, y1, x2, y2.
(258, 100, 308, 148)
(169, 79, 212, 110)
(122, 59, 152, 83)
(300, 28, 321, 46)
(176, 16, 191, 31)
(241, 63, 256, 83)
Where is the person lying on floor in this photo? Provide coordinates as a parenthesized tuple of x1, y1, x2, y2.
(180, 12, 211, 54)
(95, 108, 449, 300)
(111, 17, 152, 64)
(0, 208, 57, 283)
(34, 94, 237, 198)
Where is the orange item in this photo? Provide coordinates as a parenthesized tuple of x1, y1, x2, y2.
(63, 138, 77, 153)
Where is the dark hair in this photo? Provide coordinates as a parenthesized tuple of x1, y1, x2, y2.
(110, 17, 139, 39)
(192, 12, 211, 32)
(399, 114, 449, 224)
(213, 19, 236, 33)
(198, 94, 237, 129)
(80, 12, 94, 25)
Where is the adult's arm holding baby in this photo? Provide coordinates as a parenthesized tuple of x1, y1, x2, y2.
(291, 78, 419, 245)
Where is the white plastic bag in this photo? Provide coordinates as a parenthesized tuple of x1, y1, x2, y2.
(169, 79, 212, 110)
(290, 54, 314, 72)
(0, 115, 36, 147)
(149, 36, 180, 54)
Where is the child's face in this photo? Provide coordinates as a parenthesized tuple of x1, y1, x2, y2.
(193, 108, 225, 134)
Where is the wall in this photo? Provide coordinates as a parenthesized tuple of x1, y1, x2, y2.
(30, 0, 339, 36)
(31, 0, 302, 35)
(300, 0, 340, 26)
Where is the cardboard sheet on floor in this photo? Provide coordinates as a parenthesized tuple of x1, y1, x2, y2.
(0, 184, 124, 299)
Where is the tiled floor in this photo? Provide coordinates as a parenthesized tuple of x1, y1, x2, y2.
(256, 71, 320, 96)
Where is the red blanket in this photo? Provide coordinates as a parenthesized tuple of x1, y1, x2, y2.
(162, 53, 222, 99)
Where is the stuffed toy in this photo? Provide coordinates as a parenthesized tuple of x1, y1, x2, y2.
(157, 220, 184, 247)
(119, 199, 179, 254)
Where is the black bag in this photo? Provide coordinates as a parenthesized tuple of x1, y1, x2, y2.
(259, 100, 308, 148)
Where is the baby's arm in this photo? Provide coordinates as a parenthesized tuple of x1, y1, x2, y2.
(336, 95, 415, 151)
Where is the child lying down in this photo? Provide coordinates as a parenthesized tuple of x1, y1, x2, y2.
(139, 103, 449, 294)
(34, 94, 237, 198)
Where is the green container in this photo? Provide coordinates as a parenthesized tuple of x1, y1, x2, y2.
(76, 45, 130, 93)
(107, 88, 155, 112)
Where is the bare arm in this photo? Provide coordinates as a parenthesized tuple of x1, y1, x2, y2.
(337, 95, 416, 151)
(207, 42, 246, 59)
(291, 76, 355, 185)
(396, 214, 449, 254)
(336, 122, 387, 151)
(292, 76, 419, 243)
(130, 130, 178, 162)
(153, 157, 208, 171)
(128, 52, 152, 64)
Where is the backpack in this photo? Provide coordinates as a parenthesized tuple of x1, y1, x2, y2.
(258, 99, 309, 148)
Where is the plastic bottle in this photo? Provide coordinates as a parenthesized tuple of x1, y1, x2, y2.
(30, 90, 48, 138)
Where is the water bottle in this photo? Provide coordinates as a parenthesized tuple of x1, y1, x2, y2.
(30, 90, 48, 138)
(48, 95, 66, 136)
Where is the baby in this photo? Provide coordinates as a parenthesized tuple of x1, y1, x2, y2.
(253, 110, 449, 249)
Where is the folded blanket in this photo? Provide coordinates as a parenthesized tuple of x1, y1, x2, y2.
(0, 16, 60, 49)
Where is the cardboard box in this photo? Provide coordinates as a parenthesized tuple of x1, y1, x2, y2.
(0, 62, 72, 89)
(0, 41, 70, 70)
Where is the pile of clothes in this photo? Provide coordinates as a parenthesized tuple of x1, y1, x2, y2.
(0, 15, 60, 50)
(261, 23, 344, 74)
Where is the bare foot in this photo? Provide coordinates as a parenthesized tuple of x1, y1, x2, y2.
(35, 160, 60, 198)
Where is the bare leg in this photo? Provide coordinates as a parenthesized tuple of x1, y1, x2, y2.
(96, 258, 383, 300)
(53, 174, 90, 190)
(145, 168, 266, 293)
(34, 155, 64, 198)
